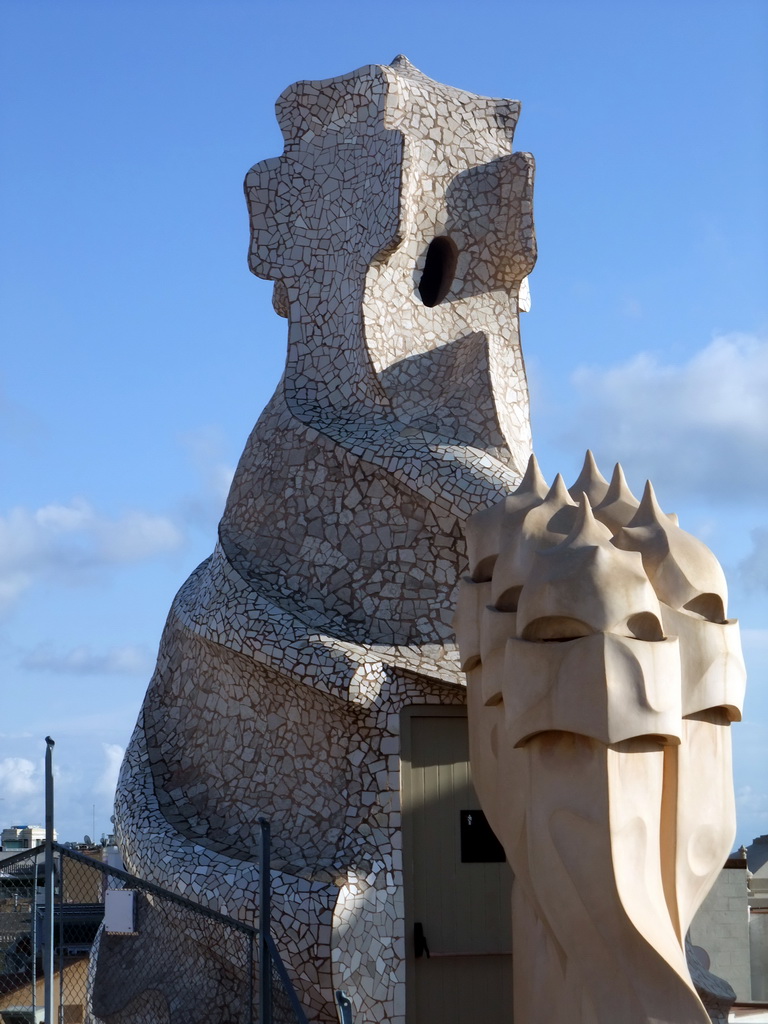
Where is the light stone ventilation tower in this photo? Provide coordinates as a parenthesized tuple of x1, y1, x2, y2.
(97, 57, 744, 1024)
(454, 455, 746, 1024)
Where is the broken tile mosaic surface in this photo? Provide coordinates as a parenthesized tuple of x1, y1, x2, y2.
(101, 55, 536, 1024)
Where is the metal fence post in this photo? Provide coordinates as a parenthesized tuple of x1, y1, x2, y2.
(32, 850, 39, 1020)
(44, 736, 55, 1024)
(335, 990, 353, 1024)
(258, 817, 271, 1024)
(58, 852, 65, 1023)
(248, 930, 255, 1024)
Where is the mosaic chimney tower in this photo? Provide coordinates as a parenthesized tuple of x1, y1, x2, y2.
(99, 57, 536, 1024)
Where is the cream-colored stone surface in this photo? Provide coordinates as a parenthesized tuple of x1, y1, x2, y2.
(456, 450, 746, 1024)
(99, 57, 537, 1024)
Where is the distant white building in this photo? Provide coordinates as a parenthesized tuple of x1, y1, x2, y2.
(688, 834, 768, 1007)
(0, 824, 55, 850)
(746, 835, 768, 1002)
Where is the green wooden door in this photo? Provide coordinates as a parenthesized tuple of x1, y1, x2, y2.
(401, 708, 514, 1024)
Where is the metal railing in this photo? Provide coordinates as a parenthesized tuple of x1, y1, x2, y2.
(0, 838, 309, 1024)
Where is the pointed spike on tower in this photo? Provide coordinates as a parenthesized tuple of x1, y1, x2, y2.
(515, 452, 549, 500)
(626, 479, 680, 529)
(594, 461, 639, 511)
(568, 450, 610, 505)
(467, 455, 550, 581)
(570, 491, 595, 537)
(602, 463, 637, 505)
(545, 472, 578, 507)
(627, 480, 666, 528)
(593, 462, 641, 530)
(559, 491, 614, 548)
(578, 490, 593, 515)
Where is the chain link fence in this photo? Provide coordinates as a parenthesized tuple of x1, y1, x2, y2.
(0, 842, 308, 1024)
(0, 845, 46, 1023)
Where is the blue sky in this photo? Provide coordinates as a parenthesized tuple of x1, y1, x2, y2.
(1, 0, 766, 846)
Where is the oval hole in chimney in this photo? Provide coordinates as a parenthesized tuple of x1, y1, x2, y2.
(418, 236, 458, 307)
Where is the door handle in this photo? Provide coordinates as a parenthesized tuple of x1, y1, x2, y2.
(414, 921, 430, 959)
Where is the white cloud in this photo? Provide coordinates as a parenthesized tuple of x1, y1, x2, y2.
(20, 644, 150, 675)
(549, 332, 768, 502)
(0, 757, 41, 800)
(0, 498, 184, 612)
(95, 743, 124, 800)
(93, 510, 183, 562)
